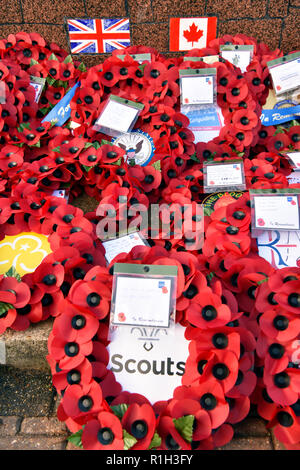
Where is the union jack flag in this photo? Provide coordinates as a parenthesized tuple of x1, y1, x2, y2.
(67, 18, 131, 54)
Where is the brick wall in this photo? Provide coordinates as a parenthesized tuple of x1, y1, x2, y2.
(0, 0, 299, 66)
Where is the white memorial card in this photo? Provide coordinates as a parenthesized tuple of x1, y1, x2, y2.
(102, 232, 146, 264)
(257, 230, 300, 269)
(181, 75, 214, 105)
(270, 58, 300, 95)
(113, 276, 172, 328)
(220, 50, 251, 73)
(206, 162, 243, 187)
(287, 152, 300, 170)
(95, 99, 141, 134)
(254, 195, 300, 230)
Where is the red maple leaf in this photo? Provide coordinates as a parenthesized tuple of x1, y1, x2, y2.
(183, 22, 203, 47)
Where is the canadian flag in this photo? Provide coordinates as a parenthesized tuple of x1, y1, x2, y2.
(169, 17, 217, 52)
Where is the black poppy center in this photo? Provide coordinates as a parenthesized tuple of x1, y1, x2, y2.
(71, 315, 86, 330)
(78, 395, 93, 412)
(212, 363, 229, 380)
(212, 333, 228, 349)
(97, 427, 114, 445)
(273, 315, 289, 331)
(288, 293, 300, 308)
(42, 274, 56, 286)
(202, 305, 217, 321)
(200, 393, 217, 410)
(131, 420, 148, 439)
(86, 292, 101, 307)
(274, 372, 290, 389)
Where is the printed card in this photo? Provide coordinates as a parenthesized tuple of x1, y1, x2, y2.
(287, 172, 300, 185)
(102, 232, 146, 264)
(253, 195, 300, 231)
(185, 103, 224, 143)
(0, 81, 5, 104)
(220, 50, 252, 73)
(113, 276, 172, 328)
(181, 75, 214, 105)
(30, 77, 46, 103)
(270, 57, 300, 95)
(286, 152, 300, 170)
(95, 98, 142, 134)
(257, 230, 300, 269)
(206, 162, 244, 188)
(52, 189, 69, 201)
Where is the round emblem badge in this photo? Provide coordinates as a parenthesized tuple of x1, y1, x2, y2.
(112, 130, 155, 166)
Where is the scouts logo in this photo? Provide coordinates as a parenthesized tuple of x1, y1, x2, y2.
(112, 130, 155, 166)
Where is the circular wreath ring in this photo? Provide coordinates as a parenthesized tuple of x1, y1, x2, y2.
(0, 30, 300, 450)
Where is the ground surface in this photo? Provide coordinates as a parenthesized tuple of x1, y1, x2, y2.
(0, 364, 285, 451)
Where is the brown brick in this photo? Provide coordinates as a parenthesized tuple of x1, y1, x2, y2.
(280, 9, 300, 53)
(85, 0, 127, 18)
(206, 0, 267, 20)
(219, 18, 283, 50)
(152, 0, 206, 22)
(233, 417, 269, 437)
(0, 0, 22, 22)
(21, 417, 68, 436)
(128, 0, 154, 23)
(72, 54, 108, 68)
(21, 0, 86, 23)
(131, 22, 169, 52)
(290, 0, 300, 6)
(268, 0, 289, 17)
(0, 436, 67, 450)
(0, 417, 21, 437)
(0, 24, 69, 51)
(220, 436, 273, 450)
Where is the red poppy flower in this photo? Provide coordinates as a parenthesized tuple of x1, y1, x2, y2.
(157, 415, 191, 450)
(186, 286, 232, 328)
(51, 357, 93, 393)
(68, 279, 111, 320)
(173, 380, 229, 429)
(287, 126, 300, 150)
(264, 368, 300, 406)
(122, 403, 156, 450)
(33, 262, 64, 294)
(82, 411, 124, 450)
(266, 133, 290, 153)
(0, 305, 17, 335)
(274, 279, 300, 315)
(259, 308, 300, 342)
(267, 406, 300, 445)
(167, 398, 212, 441)
(52, 301, 99, 343)
(61, 380, 104, 422)
(0, 276, 31, 308)
(48, 330, 93, 370)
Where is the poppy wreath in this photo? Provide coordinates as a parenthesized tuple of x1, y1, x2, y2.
(0, 28, 299, 451)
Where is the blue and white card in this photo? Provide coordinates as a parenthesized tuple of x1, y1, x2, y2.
(257, 230, 300, 268)
(42, 82, 80, 127)
(185, 104, 224, 143)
